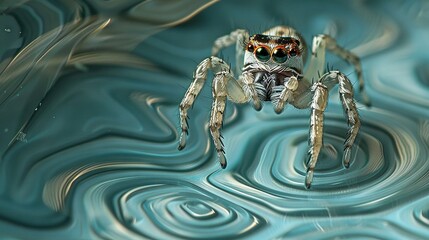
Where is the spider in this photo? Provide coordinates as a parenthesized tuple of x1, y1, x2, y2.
(177, 26, 371, 189)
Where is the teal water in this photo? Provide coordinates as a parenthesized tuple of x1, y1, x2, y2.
(1, 0, 429, 239)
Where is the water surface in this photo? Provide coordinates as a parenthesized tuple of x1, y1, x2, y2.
(1, 0, 429, 239)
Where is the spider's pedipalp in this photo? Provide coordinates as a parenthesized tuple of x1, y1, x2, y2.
(274, 75, 299, 113)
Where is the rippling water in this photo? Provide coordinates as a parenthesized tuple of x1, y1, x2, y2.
(1, 0, 429, 239)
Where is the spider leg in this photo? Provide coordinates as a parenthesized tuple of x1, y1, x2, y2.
(209, 29, 261, 109)
(323, 35, 371, 106)
(211, 29, 249, 75)
(209, 70, 259, 168)
(305, 71, 361, 188)
(300, 34, 371, 108)
(179, 56, 248, 168)
(306, 81, 328, 189)
(210, 71, 229, 168)
(178, 57, 221, 150)
(336, 71, 361, 168)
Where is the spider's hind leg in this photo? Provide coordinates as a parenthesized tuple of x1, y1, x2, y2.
(178, 58, 212, 150)
(324, 35, 371, 107)
(211, 29, 249, 75)
(178, 56, 251, 168)
(303, 34, 371, 107)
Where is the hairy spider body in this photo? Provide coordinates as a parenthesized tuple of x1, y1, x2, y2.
(178, 26, 370, 189)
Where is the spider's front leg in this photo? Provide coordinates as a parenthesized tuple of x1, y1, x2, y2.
(178, 56, 252, 168)
(178, 58, 212, 150)
(209, 71, 229, 168)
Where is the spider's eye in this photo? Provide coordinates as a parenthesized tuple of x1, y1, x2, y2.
(246, 43, 254, 52)
(289, 48, 298, 57)
(254, 46, 270, 62)
(272, 48, 288, 63)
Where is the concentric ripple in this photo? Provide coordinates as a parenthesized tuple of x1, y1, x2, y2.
(76, 173, 265, 239)
(209, 105, 429, 216)
(2, 0, 429, 239)
(276, 219, 422, 239)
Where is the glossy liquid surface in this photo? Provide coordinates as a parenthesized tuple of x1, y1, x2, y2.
(1, 0, 429, 239)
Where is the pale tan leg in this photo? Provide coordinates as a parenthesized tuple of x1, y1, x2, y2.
(209, 71, 229, 168)
(306, 82, 328, 189)
(178, 57, 253, 168)
(305, 71, 361, 188)
(211, 29, 249, 75)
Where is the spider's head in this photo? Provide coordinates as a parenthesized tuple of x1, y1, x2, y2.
(244, 26, 306, 73)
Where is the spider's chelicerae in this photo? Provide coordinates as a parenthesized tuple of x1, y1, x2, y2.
(178, 26, 371, 188)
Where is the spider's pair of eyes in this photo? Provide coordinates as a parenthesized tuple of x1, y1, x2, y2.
(247, 44, 298, 63)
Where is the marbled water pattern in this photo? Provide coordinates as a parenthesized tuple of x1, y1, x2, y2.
(1, 0, 429, 239)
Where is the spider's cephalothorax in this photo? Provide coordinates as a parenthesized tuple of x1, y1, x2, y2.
(243, 27, 306, 111)
(178, 26, 371, 189)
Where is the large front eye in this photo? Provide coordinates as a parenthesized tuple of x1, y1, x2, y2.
(254, 46, 270, 62)
(272, 48, 288, 63)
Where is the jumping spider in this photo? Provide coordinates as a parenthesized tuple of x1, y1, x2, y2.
(178, 26, 371, 189)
